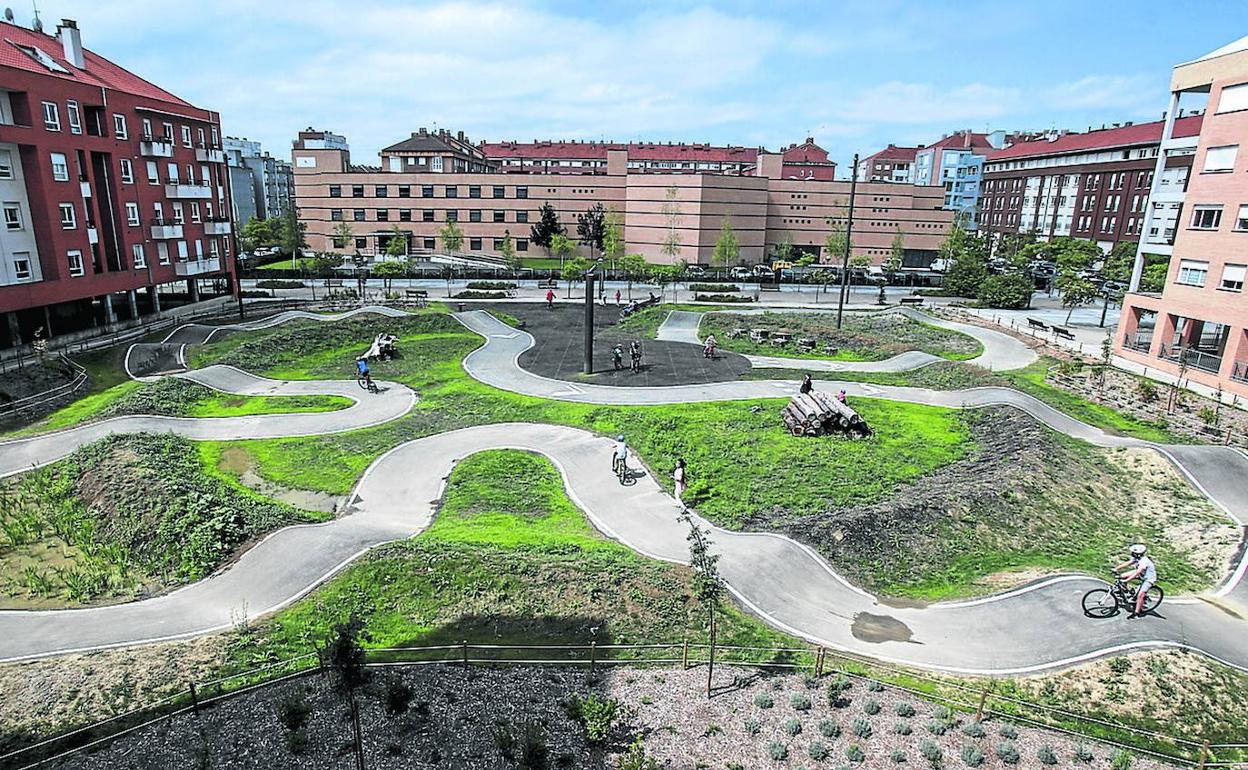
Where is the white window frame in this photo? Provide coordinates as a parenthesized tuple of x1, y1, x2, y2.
(132, 243, 146, 269)
(146, 161, 159, 184)
(50, 152, 69, 181)
(157, 241, 170, 265)
(1217, 82, 1248, 114)
(58, 202, 76, 229)
(66, 249, 84, 277)
(119, 158, 134, 184)
(41, 101, 60, 131)
(66, 100, 81, 134)
(1191, 206, 1223, 230)
(12, 254, 31, 280)
(190, 201, 201, 222)
(125, 202, 140, 226)
(1177, 259, 1209, 287)
(1236, 204, 1248, 231)
(1203, 145, 1238, 173)
(180, 125, 192, 147)
(113, 113, 128, 139)
(1220, 263, 1246, 292)
(0, 148, 12, 180)
(172, 202, 184, 224)
(3, 202, 22, 230)
(141, 117, 153, 138)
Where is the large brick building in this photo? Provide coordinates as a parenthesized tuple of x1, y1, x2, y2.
(292, 130, 954, 268)
(1117, 36, 1248, 398)
(0, 17, 234, 349)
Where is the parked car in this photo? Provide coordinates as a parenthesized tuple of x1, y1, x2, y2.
(683, 265, 706, 278)
(730, 266, 753, 280)
(753, 264, 776, 277)
(1100, 279, 1127, 297)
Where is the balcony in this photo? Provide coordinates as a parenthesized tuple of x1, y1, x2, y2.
(203, 217, 231, 235)
(1233, 361, 1248, 384)
(174, 257, 221, 277)
(195, 145, 225, 164)
(1125, 332, 1153, 352)
(139, 137, 174, 157)
(150, 218, 183, 239)
(165, 183, 213, 199)
(1161, 344, 1223, 374)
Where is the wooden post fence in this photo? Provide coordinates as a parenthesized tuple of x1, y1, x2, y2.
(188, 681, 200, 716)
(461, 640, 469, 669)
(1196, 740, 1210, 770)
(975, 687, 990, 722)
(590, 641, 597, 673)
(682, 638, 689, 670)
(815, 647, 826, 678)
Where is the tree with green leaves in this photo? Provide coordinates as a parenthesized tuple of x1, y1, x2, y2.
(648, 263, 679, 301)
(372, 260, 404, 294)
(280, 208, 306, 266)
(530, 202, 565, 255)
(550, 233, 577, 268)
(678, 510, 724, 697)
(939, 218, 988, 298)
(308, 252, 343, 301)
(977, 273, 1034, 309)
(562, 256, 593, 298)
(660, 185, 682, 262)
(239, 216, 276, 255)
(772, 232, 794, 265)
(886, 225, 905, 278)
(1103, 241, 1136, 283)
(795, 252, 816, 295)
(576, 202, 608, 258)
(499, 229, 521, 276)
(438, 219, 464, 255)
(1056, 270, 1100, 323)
(1140, 258, 1169, 293)
(711, 216, 739, 272)
(620, 253, 648, 301)
(331, 221, 355, 254)
(384, 225, 408, 259)
(602, 208, 624, 271)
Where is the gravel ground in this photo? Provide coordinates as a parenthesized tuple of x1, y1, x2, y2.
(36, 665, 1172, 770)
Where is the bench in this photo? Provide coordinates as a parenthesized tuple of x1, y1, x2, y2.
(759, 282, 781, 292)
(537, 279, 558, 290)
(1052, 325, 1076, 341)
(324, 278, 344, 288)
(1027, 317, 1049, 331)
(749, 329, 770, 343)
(404, 289, 428, 308)
(899, 296, 924, 306)
(797, 337, 816, 353)
(727, 327, 748, 339)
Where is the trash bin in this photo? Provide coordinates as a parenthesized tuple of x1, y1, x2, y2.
(457, 303, 466, 312)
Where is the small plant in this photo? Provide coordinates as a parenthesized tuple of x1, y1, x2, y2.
(867, 680, 884, 692)
(785, 718, 803, 736)
(564, 693, 622, 745)
(384, 678, 413, 715)
(919, 740, 942, 763)
(1075, 745, 1095, 763)
(322, 614, 369, 692)
(1038, 744, 1058, 765)
(803, 674, 819, 689)
(791, 693, 813, 711)
(1199, 406, 1219, 427)
(863, 699, 881, 715)
(744, 718, 762, 736)
(755, 692, 776, 709)
(852, 718, 872, 739)
(276, 692, 312, 732)
(518, 721, 549, 770)
(892, 749, 907, 764)
(1135, 379, 1159, 403)
(808, 741, 830, 761)
(828, 674, 852, 706)
(285, 728, 308, 755)
(932, 705, 952, 721)
(895, 703, 916, 718)
(926, 719, 948, 736)
(998, 725, 1018, 740)
(1110, 749, 1132, 770)
(846, 744, 866, 763)
(894, 721, 913, 736)
(961, 721, 985, 738)
(819, 720, 841, 738)
(703, 724, 723, 738)
(960, 745, 985, 767)
(996, 742, 1020, 765)
(617, 738, 662, 770)
(767, 741, 790, 761)
(1108, 656, 1131, 675)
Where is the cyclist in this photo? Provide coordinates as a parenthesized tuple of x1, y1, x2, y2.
(629, 341, 643, 372)
(612, 344, 624, 371)
(1115, 544, 1158, 619)
(703, 334, 717, 359)
(612, 435, 629, 477)
(356, 356, 373, 389)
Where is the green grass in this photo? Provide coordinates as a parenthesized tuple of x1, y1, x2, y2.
(256, 257, 317, 271)
(186, 393, 351, 418)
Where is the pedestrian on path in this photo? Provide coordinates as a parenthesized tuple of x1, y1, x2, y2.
(800, 374, 813, 395)
(615, 289, 622, 306)
(546, 289, 555, 309)
(673, 458, 688, 505)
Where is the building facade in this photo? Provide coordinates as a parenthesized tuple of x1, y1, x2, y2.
(0, 17, 235, 349)
(857, 144, 917, 184)
(1117, 37, 1248, 398)
(979, 118, 1202, 251)
(292, 130, 953, 268)
(224, 136, 294, 222)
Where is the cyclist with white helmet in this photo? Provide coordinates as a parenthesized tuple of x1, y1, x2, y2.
(612, 435, 629, 476)
(1115, 544, 1157, 619)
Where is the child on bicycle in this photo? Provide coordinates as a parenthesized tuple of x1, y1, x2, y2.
(1115, 544, 1157, 619)
(612, 435, 629, 476)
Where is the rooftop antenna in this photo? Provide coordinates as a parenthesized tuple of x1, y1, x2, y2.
(30, 0, 39, 31)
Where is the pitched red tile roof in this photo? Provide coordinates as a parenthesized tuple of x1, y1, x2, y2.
(0, 21, 191, 106)
(986, 116, 1203, 161)
(864, 144, 918, 163)
(781, 137, 831, 164)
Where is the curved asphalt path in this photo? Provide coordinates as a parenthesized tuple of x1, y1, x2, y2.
(0, 304, 1244, 674)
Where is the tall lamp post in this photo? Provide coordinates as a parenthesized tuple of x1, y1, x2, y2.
(583, 258, 603, 374)
(835, 153, 860, 330)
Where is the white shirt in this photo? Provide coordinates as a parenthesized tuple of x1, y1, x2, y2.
(613, 441, 628, 461)
(1135, 555, 1157, 583)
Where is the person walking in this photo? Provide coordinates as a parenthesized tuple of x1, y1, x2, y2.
(615, 289, 622, 306)
(546, 288, 555, 309)
(800, 374, 813, 395)
(673, 458, 688, 506)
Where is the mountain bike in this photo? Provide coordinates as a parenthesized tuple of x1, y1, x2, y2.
(1081, 578, 1163, 618)
(613, 455, 628, 485)
(356, 372, 379, 394)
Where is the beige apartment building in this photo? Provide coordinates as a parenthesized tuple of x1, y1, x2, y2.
(1118, 36, 1248, 397)
(291, 130, 955, 268)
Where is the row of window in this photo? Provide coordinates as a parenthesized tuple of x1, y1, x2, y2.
(3, 198, 219, 233)
(7, 148, 217, 191)
(330, 184, 529, 200)
(1188, 203, 1248, 231)
(1176, 259, 1246, 292)
(330, 208, 531, 224)
(6, 237, 223, 284)
(335, 235, 532, 253)
(41, 99, 218, 146)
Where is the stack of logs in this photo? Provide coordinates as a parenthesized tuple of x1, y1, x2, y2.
(782, 391, 871, 438)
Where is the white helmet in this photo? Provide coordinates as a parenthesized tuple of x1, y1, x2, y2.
(1129, 544, 1147, 557)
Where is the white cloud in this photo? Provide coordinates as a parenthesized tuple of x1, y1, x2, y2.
(835, 81, 1022, 124)
(1042, 74, 1163, 112)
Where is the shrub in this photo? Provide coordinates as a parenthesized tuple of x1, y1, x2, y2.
(926, 719, 948, 736)
(808, 741, 830, 761)
(617, 738, 661, 770)
(255, 279, 305, 289)
(998, 725, 1018, 740)
(891, 749, 907, 764)
(893, 721, 912, 736)
(564, 693, 622, 745)
(867, 680, 884, 692)
(744, 718, 762, 735)
(852, 718, 872, 739)
(1135, 379, 1159, 403)
(932, 705, 952, 721)
(895, 703, 916, 718)
(996, 742, 1020, 765)
(785, 718, 803, 736)
(960, 745, 985, 767)
(791, 693, 813, 711)
(863, 699, 881, 716)
(919, 740, 942, 763)
(818, 720, 840, 738)
(803, 675, 819, 690)
(453, 290, 509, 299)
(323, 615, 368, 692)
(961, 721, 985, 738)
(384, 679, 413, 715)
(695, 293, 753, 303)
(276, 693, 312, 732)
(976, 273, 1033, 309)
(703, 724, 723, 737)
(517, 722, 549, 770)
(1110, 749, 1132, 770)
(846, 744, 865, 763)
(465, 281, 517, 290)
(1038, 745, 1058, 765)
(1075, 745, 1095, 763)
(285, 728, 308, 755)
(689, 283, 740, 293)
(755, 692, 775, 709)
(767, 741, 789, 761)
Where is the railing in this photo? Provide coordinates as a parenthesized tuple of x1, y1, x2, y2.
(0, 352, 88, 416)
(174, 256, 222, 277)
(1162, 344, 1224, 374)
(1125, 332, 1153, 352)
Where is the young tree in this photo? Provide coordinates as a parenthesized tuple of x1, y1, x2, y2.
(711, 216, 739, 272)
(795, 252, 815, 295)
(499, 229, 521, 276)
(677, 510, 724, 697)
(372, 260, 404, 294)
(576, 202, 608, 258)
(550, 233, 577, 268)
(331, 221, 355, 254)
(562, 256, 593, 298)
(530, 202, 565, 255)
(239, 216, 275, 254)
(620, 253, 648, 300)
(939, 218, 988, 299)
(1056, 270, 1100, 323)
(772, 232, 794, 265)
(824, 212, 849, 266)
(601, 208, 624, 272)
(886, 225, 906, 278)
(648, 263, 678, 301)
(384, 224, 408, 260)
(660, 185, 682, 262)
(438, 219, 464, 255)
(280, 208, 307, 266)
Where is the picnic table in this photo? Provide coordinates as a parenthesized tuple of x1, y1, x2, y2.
(797, 337, 816, 353)
(750, 328, 771, 343)
(727, 327, 748, 339)
(771, 331, 793, 347)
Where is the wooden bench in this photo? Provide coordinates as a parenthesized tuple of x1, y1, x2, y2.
(1052, 325, 1076, 341)
(771, 332, 793, 347)
(749, 329, 770, 343)
(759, 282, 781, 292)
(1027, 317, 1049, 331)
(899, 296, 924, 306)
(536, 279, 558, 290)
(797, 337, 816, 353)
(404, 289, 428, 308)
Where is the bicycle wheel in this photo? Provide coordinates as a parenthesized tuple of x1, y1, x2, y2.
(1141, 585, 1164, 612)
(356, 376, 368, 391)
(1081, 588, 1119, 618)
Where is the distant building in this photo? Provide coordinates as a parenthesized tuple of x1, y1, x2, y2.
(857, 145, 918, 184)
(223, 136, 294, 223)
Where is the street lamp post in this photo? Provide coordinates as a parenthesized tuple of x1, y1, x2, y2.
(583, 258, 602, 374)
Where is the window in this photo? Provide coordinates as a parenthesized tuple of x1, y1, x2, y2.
(431, 156, 443, 172)
(172, 202, 184, 224)
(492, 238, 503, 250)
(517, 238, 528, 251)
(1217, 82, 1248, 113)
(66, 100, 81, 134)
(399, 209, 412, 222)
(354, 237, 367, 249)
(162, 122, 173, 141)
(42, 101, 60, 131)
(166, 162, 179, 183)
(181, 125, 192, 147)
(1177, 259, 1209, 287)
(59, 203, 76, 228)
(469, 186, 481, 198)
(446, 210, 458, 222)
(67, 249, 84, 276)
(153, 202, 164, 223)
(470, 238, 482, 250)
(131, 243, 146, 269)
(1203, 145, 1238, 172)
(516, 210, 529, 224)
(190, 202, 201, 222)
(516, 186, 528, 199)
(0, 149, 10, 179)
(1191, 206, 1223, 230)
(1220, 263, 1246, 291)
(352, 185, 364, 198)
(146, 161, 159, 184)
(469, 209, 481, 223)
(329, 185, 342, 197)
(353, 209, 365, 222)
(211, 126, 218, 146)
(126, 202, 140, 226)
(119, 158, 134, 184)
(3, 202, 22, 230)
(398, 185, 411, 198)
(423, 238, 435, 250)
(423, 209, 434, 222)
(493, 186, 505, 198)
(445, 186, 458, 198)
(194, 239, 204, 259)
(157, 242, 170, 264)
(50, 152, 69, 181)
(493, 210, 505, 223)
(330, 209, 343, 221)
(375, 185, 388, 197)
(113, 114, 128, 139)
(421, 185, 434, 198)
(377, 209, 389, 221)
(1236, 204, 1248, 230)
(13, 254, 31, 280)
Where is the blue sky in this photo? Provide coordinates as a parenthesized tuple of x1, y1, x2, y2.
(50, 0, 1248, 171)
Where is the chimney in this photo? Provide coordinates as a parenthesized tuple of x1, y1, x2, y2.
(457, 130, 465, 141)
(56, 19, 84, 69)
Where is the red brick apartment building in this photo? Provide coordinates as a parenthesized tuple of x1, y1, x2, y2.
(1118, 36, 1248, 398)
(978, 117, 1203, 250)
(292, 129, 953, 267)
(0, 17, 234, 350)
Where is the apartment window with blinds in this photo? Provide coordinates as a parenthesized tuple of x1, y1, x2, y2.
(1220, 264, 1246, 292)
(1216, 82, 1248, 113)
(1191, 206, 1223, 230)
(41, 101, 59, 131)
(66, 249, 84, 276)
(1203, 145, 1238, 172)
(1177, 259, 1209, 287)
(1236, 204, 1248, 231)
(0, 149, 11, 179)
